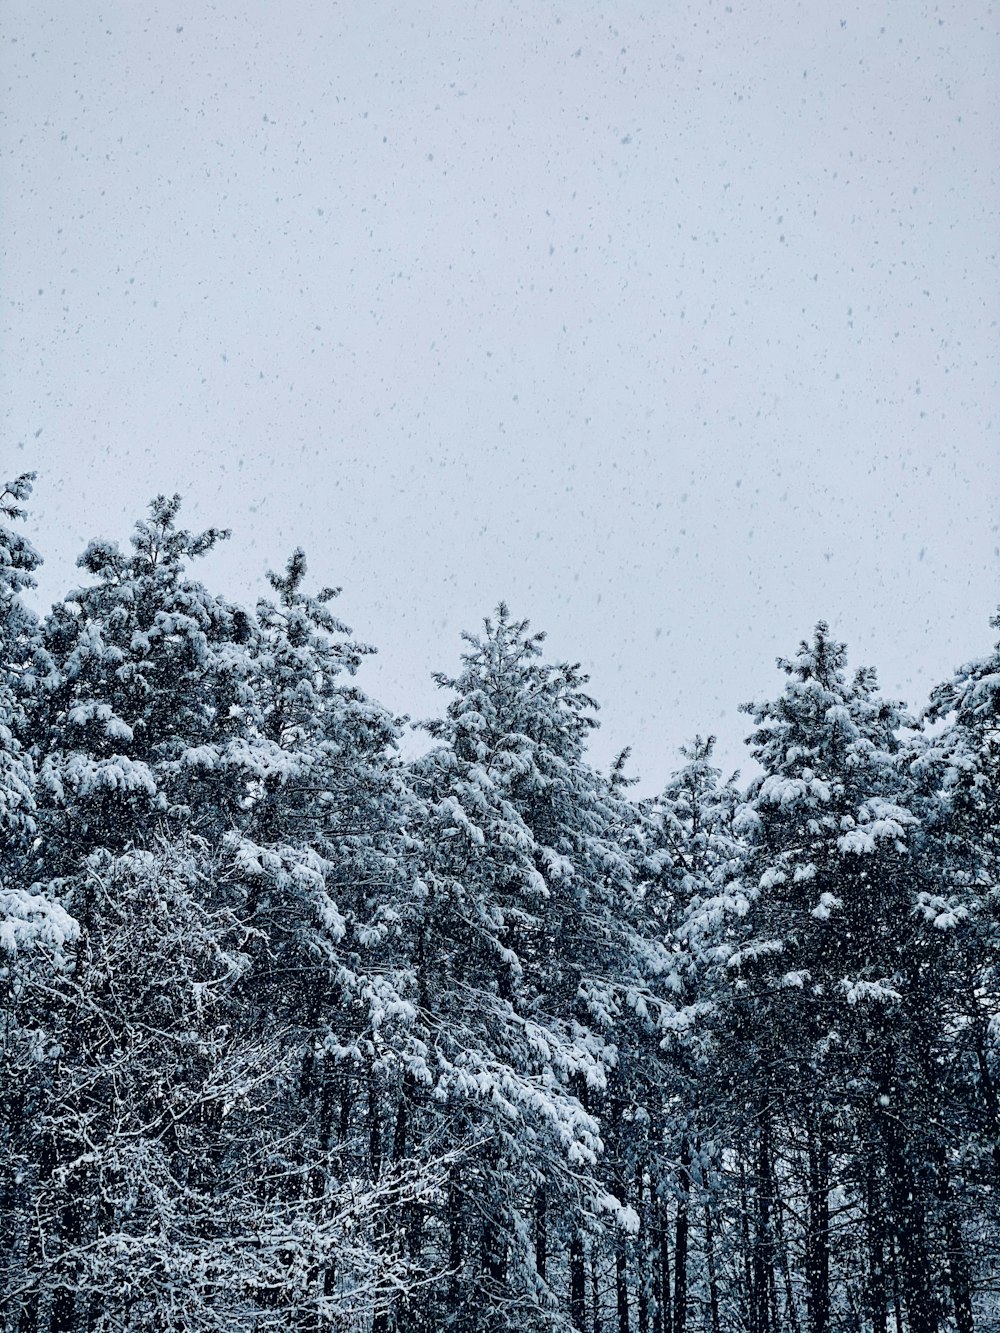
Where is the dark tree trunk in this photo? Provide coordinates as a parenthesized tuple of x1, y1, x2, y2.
(771, 1142, 799, 1333)
(673, 1140, 690, 1333)
(889, 1228, 904, 1333)
(571, 1230, 588, 1332)
(637, 1161, 649, 1333)
(17, 1167, 44, 1333)
(866, 1152, 888, 1333)
(616, 1237, 630, 1333)
(482, 1209, 507, 1287)
(369, 1069, 389, 1333)
(535, 1184, 547, 1282)
(338, 1070, 353, 1144)
(447, 1163, 465, 1318)
(303, 1059, 338, 1331)
(480, 1139, 507, 1293)
(656, 1188, 672, 1333)
(85, 1166, 120, 1333)
(934, 1151, 973, 1333)
(319, 1061, 336, 1150)
(739, 1154, 756, 1333)
(1, 1083, 26, 1319)
(704, 1204, 721, 1333)
(969, 986, 1000, 1180)
(752, 1109, 781, 1333)
(881, 1110, 938, 1333)
(367, 1068, 382, 1181)
(592, 1249, 603, 1333)
(391, 1077, 409, 1161)
(610, 1145, 630, 1333)
(805, 1109, 830, 1333)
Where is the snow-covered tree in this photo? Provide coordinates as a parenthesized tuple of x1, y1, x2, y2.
(32, 494, 254, 870)
(905, 611, 1000, 1329)
(0, 476, 77, 1322)
(0, 473, 69, 957)
(399, 605, 638, 1331)
(627, 737, 744, 1333)
(721, 623, 963, 1333)
(216, 547, 436, 1328)
(6, 836, 440, 1333)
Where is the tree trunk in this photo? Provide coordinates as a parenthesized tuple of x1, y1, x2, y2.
(304, 1059, 338, 1331)
(611, 1145, 630, 1333)
(391, 1076, 409, 1161)
(447, 1162, 465, 1319)
(1, 1083, 26, 1321)
(771, 1142, 799, 1333)
(753, 1111, 779, 1333)
(482, 1215, 506, 1286)
(881, 1109, 938, 1333)
(571, 1230, 588, 1331)
(17, 1161, 45, 1333)
(535, 1184, 547, 1283)
(739, 1154, 756, 1333)
(616, 1237, 630, 1333)
(673, 1140, 690, 1333)
(805, 1109, 830, 1333)
(338, 1069, 353, 1144)
(480, 1138, 507, 1293)
(367, 1068, 382, 1181)
(866, 1151, 888, 1333)
(85, 1166, 121, 1333)
(704, 1204, 721, 1333)
(656, 1188, 672, 1333)
(968, 984, 1000, 1180)
(49, 1147, 86, 1333)
(369, 1069, 389, 1333)
(934, 1151, 973, 1333)
(637, 1161, 649, 1333)
(592, 1249, 603, 1333)
(888, 1228, 904, 1333)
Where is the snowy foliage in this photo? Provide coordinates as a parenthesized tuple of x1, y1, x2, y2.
(2, 497, 997, 1333)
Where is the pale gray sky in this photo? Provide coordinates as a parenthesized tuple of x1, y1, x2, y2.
(3, 1, 997, 790)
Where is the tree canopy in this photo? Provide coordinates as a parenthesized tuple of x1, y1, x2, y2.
(2, 478, 998, 1333)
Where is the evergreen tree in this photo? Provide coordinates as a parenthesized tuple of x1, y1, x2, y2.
(404, 605, 636, 1332)
(724, 623, 950, 1333)
(219, 547, 436, 1329)
(0, 473, 67, 951)
(32, 494, 252, 870)
(908, 610, 1000, 1327)
(0, 474, 78, 1324)
(633, 737, 744, 1333)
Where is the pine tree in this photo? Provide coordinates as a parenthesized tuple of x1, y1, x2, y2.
(633, 738, 744, 1333)
(907, 609, 1000, 1329)
(404, 605, 637, 1332)
(220, 547, 437, 1329)
(725, 623, 944, 1333)
(0, 473, 69, 953)
(32, 494, 252, 871)
(0, 474, 78, 1325)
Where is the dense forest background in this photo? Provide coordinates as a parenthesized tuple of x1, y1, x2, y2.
(1, 472, 998, 1332)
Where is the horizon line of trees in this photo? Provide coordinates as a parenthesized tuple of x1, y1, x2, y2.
(1, 472, 998, 1333)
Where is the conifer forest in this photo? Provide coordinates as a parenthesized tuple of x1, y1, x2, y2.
(2, 471, 999, 1333)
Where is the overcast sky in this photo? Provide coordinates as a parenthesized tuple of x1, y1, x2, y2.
(3, 0, 997, 790)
